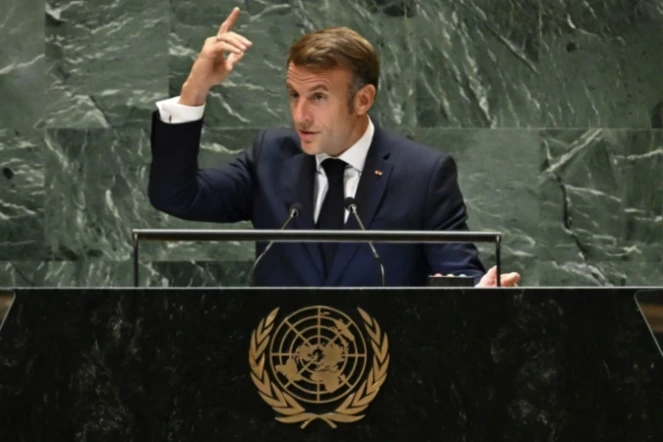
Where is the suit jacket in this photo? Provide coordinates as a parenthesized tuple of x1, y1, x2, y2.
(148, 112, 486, 287)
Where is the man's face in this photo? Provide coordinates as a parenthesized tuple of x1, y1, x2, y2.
(286, 63, 363, 156)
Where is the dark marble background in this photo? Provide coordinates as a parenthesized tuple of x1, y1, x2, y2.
(1, 0, 662, 287)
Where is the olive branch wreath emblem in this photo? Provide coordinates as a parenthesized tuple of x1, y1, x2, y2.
(248, 307, 390, 429)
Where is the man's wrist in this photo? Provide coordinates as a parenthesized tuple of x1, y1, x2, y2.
(179, 81, 209, 107)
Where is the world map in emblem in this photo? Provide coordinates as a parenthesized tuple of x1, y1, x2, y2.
(269, 306, 368, 404)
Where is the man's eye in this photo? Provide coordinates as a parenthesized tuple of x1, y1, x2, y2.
(313, 94, 325, 100)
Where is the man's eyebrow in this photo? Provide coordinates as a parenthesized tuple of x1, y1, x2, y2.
(285, 83, 329, 93)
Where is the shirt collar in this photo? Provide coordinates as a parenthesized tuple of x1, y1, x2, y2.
(315, 117, 374, 173)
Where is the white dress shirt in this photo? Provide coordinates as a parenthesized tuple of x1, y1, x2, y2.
(312, 123, 373, 223)
(156, 96, 206, 123)
(155, 96, 375, 223)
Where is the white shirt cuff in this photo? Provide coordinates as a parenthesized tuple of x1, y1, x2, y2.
(155, 96, 205, 124)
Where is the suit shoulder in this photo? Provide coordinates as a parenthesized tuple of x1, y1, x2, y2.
(256, 128, 301, 155)
(381, 129, 452, 166)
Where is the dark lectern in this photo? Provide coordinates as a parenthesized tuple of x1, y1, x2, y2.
(0, 287, 662, 441)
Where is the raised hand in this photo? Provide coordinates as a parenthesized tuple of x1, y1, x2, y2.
(180, 7, 252, 106)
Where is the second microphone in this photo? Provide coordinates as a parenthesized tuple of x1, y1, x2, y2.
(344, 197, 386, 287)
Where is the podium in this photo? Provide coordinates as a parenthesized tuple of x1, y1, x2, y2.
(0, 287, 662, 441)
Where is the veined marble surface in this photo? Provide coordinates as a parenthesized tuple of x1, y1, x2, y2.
(0, 0, 661, 287)
(42, 0, 170, 129)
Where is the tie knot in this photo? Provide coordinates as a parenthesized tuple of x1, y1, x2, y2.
(321, 158, 347, 184)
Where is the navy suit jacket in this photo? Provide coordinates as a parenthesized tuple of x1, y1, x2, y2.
(148, 112, 485, 287)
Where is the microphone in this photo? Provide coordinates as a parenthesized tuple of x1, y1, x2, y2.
(343, 197, 386, 287)
(249, 202, 302, 286)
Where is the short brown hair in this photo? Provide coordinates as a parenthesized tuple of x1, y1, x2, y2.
(287, 27, 380, 99)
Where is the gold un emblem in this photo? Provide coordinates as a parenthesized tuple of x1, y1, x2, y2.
(249, 306, 389, 429)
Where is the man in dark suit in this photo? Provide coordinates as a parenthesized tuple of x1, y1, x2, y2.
(148, 8, 521, 288)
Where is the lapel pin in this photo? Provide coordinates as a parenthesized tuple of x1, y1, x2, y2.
(374, 169, 383, 176)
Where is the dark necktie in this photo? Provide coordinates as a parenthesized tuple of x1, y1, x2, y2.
(317, 158, 347, 274)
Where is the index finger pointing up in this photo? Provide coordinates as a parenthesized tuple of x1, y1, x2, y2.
(218, 7, 240, 35)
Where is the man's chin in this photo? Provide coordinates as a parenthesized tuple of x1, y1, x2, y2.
(299, 143, 321, 156)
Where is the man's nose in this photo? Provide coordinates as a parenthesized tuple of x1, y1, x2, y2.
(293, 100, 310, 124)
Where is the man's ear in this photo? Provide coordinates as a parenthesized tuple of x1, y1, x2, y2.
(353, 84, 376, 116)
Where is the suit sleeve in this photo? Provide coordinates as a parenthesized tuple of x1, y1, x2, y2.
(147, 111, 259, 223)
(423, 155, 486, 282)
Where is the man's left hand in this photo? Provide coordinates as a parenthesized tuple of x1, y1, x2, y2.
(434, 265, 520, 287)
(475, 265, 520, 287)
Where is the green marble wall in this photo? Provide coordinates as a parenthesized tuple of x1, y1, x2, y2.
(1, 0, 661, 287)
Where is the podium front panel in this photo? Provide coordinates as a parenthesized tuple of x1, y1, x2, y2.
(0, 287, 661, 441)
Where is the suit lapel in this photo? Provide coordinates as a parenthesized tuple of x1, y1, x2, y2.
(326, 125, 393, 285)
(281, 152, 325, 279)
